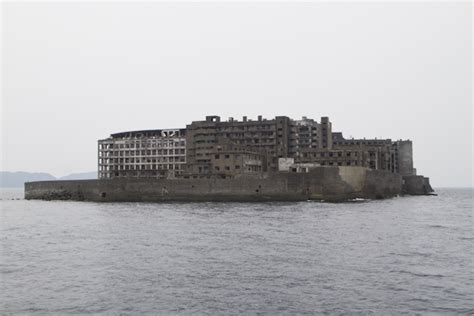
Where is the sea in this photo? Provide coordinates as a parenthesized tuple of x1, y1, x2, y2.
(1, 188, 472, 314)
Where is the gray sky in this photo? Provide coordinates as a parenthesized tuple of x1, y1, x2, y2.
(2, 2, 472, 187)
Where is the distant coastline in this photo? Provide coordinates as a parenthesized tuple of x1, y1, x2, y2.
(0, 171, 97, 188)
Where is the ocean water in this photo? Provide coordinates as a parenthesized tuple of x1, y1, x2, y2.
(1, 188, 472, 314)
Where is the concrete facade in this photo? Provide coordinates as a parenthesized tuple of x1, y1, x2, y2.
(98, 129, 186, 179)
(402, 175, 434, 195)
(95, 115, 431, 187)
(277, 158, 320, 173)
(185, 115, 292, 173)
(185, 115, 415, 176)
(304, 138, 394, 170)
(293, 117, 321, 152)
(394, 140, 416, 176)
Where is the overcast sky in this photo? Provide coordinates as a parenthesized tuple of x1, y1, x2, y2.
(2, 2, 472, 187)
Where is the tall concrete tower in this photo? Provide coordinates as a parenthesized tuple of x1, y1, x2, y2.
(320, 117, 333, 149)
(396, 140, 416, 176)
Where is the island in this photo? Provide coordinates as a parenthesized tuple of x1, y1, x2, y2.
(25, 115, 433, 202)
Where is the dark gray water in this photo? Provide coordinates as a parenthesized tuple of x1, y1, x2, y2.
(1, 188, 472, 314)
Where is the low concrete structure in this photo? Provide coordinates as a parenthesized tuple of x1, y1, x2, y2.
(278, 158, 320, 173)
(402, 175, 434, 195)
(25, 166, 411, 203)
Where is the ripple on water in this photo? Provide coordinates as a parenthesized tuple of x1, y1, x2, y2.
(0, 188, 473, 314)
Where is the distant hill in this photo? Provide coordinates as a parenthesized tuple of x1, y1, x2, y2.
(0, 171, 97, 188)
(0, 172, 56, 188)
(59, 172, 97, 180)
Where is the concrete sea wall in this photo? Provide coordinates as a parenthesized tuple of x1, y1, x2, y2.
(402, 175, 434, 195)
(25, 167, 404, 202)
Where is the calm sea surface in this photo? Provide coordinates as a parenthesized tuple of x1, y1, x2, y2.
(1, 188, 472, 314)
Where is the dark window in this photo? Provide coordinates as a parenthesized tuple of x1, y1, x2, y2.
(215, 154, 220, 159)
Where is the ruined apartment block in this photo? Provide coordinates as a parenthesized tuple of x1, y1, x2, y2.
(185, 115, 409, 175)
(98, 129, 186, 179)
(206, 143, 265, 178)
(185, 115, 295, 173)
(98, 115, 415, 179)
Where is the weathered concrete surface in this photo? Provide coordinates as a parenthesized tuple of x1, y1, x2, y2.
(25, 167, 404, 203)
(402, 175, 434, 195)
(397, 140, 416, 176)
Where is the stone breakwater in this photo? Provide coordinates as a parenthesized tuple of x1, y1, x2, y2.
(25, 167, 432, 203)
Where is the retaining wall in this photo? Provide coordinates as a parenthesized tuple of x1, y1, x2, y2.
(25, 167, 403, 202)
(402, 175, 434, 195)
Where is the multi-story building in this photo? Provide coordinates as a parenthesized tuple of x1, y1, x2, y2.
(299, 137, 394, 170)
(291, 116, 321, 157)
(98, 129, 186, 179)
(208, 143, 265, 178)
(185, 115, 294, 173)
(98, 115, 416, 179)
(184, 115, 415, 176)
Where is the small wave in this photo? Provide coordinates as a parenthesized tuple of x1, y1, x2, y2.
(0, 268, 22, 274)
(391, 270, 445, 278)
(427, 224, 449, 229)
(388, 252, 432, 258)
(427, 306, 474, 314)
(408, 251, 432, 258)
(348, 198, 369, 203)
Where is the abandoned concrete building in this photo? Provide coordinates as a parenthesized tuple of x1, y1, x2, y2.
(206, 143, 265, 178)
(185, 115, 298, 173)
(184, 115, 414, 176)
(98, 115, 417, 180)
(98, 129, 186, 179)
